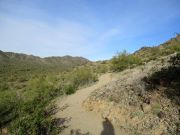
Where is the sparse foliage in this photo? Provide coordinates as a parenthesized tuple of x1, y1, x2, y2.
(0, 57, 98, 134)
(111, 51, 142, 71)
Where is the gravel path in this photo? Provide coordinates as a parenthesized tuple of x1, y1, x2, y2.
(55, 73, 123, 135)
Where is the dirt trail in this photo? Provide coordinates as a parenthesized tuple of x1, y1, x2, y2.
(55, 73, 123, 135)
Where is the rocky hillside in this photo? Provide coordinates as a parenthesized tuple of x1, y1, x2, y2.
(83, 53, 180, 135)
(134, 34, 180, 62)
(83, 35, 180, 135)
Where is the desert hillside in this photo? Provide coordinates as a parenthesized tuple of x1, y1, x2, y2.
(83, 53, 180, 135)
(0, 51, 89, 72)
(81, 35, 180, 135)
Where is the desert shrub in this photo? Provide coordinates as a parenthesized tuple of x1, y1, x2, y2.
(64, 84, 76, 95)
(0, 74, 64, 134)
(0, 57, 99, 134)
(0, 67, 98, 134)
(96, 64, 108, 74)
(0, 90, 18, 127)
(166, 44, 180, 53)
(69, 67, 98, 88)
(130, 111, 144, 119)
(0, 82, 9, 91)
(160, 45, 180, 56)
(18, 76, 29, 83)
(9, 105, 63, 135)
(111, 51, 142, 71)
(148, 47, 161, 61)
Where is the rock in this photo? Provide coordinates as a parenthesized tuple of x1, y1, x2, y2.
(70, 129, 92, 135)
(144, 97, 151, 104)
(141, 103, 152, 113)
(1, 128, 8, 134)
(157, 111, 165, 119)
(129, 101, 137, 106)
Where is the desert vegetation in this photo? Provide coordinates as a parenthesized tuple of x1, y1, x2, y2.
(110, 35, 180, 72)
(134, 35, 180, 62)
(110, 51, 142, 72)
(0, 35, 180, 135)
(0, 53, 98, 134)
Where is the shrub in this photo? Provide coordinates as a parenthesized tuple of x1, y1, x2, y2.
(130, 111, 144, 119)
(96, 64, 108, 74)
(148, 47, 161, 61)
(0, 91, 18, 127)
(64, 84, 76, 95)
(2, 74, 64, 134)
(0, 82, 9, 91)
(9, 105, 62, 135)
(111, 51, 142, 72)
(69, 67, 97, 88)
(0, 60, 98, 134)
(166, 44, 180, 53)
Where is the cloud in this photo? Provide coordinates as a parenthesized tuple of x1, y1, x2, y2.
(1, 0, 179, 60)
(0, 13, 119, 60)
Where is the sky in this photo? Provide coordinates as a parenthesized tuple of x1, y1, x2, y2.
(0, 0, 180, 61)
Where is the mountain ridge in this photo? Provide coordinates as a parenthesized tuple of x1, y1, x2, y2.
(0, 50, 90, 73)
(0, 50, 89, 62)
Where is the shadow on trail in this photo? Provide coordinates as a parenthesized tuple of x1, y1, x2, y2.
(101, 118, 115, 135)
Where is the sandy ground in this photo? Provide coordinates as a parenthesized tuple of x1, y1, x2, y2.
(55, 73, 123, 135)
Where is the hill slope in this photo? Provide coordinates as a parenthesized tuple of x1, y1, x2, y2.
(134, 34, 180, 62)
(83, 35, 180, 135)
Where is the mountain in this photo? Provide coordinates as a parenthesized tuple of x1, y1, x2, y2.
(0, 51, 90, 73)
(0, 50, 9, 62)
(44, 55, 89, 68)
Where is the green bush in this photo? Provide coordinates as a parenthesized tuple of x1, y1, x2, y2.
(166, 43, 180, 52)
(7, 77, 62, 134)
(0, 90, 18, 127)
(9, 106, 61, 135)
(69, 67, 98, 88)
(64, 84, 76, 95)
(96, 64, 108, 74)
(0, 67, 98, 134)
(111, 51, 142, 71)
(0, 59, 99, 134)
(148, 47, 161, 61)
(0, 82, 9, 91)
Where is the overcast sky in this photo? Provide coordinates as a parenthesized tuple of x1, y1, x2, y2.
(0, 0, 180, 61)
